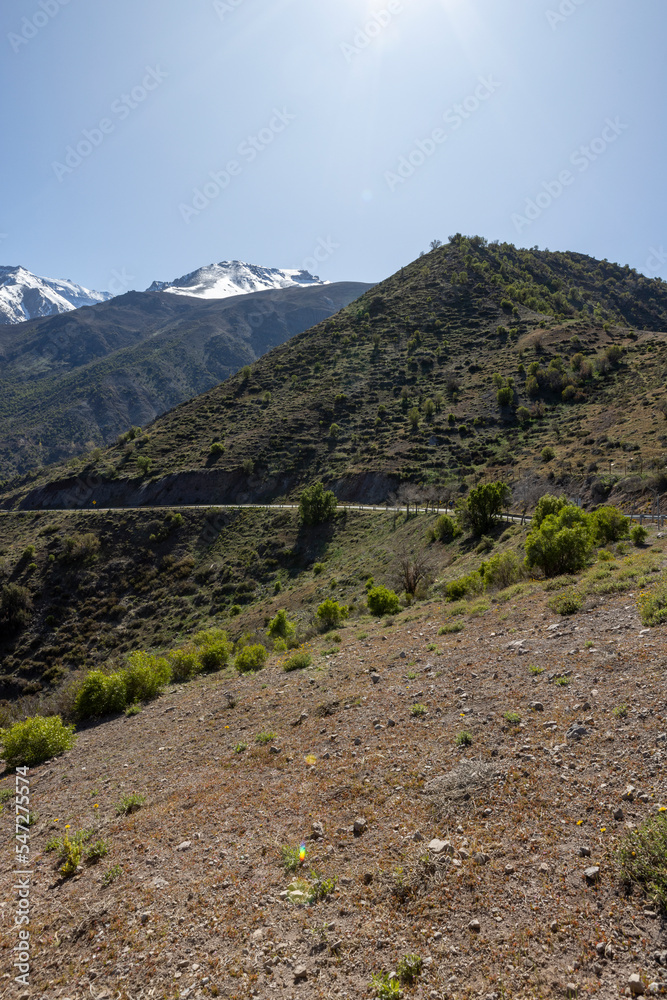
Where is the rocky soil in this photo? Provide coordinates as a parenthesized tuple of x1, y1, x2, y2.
(1, 586, 666, 1000)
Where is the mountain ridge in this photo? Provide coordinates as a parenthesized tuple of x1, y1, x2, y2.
(0, 265, 113, 325)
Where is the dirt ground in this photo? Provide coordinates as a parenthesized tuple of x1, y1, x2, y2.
(1, 584, 666, 1000)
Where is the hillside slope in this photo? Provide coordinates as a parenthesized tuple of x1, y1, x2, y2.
(6, 236, 667, 512)
(0, 281, 371, 479)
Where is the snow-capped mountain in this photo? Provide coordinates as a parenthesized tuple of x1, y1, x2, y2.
(146, 260, 327, 300)
(0, 266, 113, 325)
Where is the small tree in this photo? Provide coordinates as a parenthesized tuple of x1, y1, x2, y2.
(457, 482, 511, 536)
(367, 586, 400, 616)
(432, 513, 457, 542)
(299, 482, 338, 526)
(525, 506, 592, 577)
(268, 609, 295, 640)
(590, 506, 629, 544)
(316, 599, 349, 629)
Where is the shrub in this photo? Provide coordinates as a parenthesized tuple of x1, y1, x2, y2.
(369, 973, 400, 999)
(438, 621, 464, 634)
(590, 506, 629, 544)
(432, 513, 457, 543)
(280, 844, 301, 872)
(481, 551, 523, 590)
(313, 562, 324, 575)
(638, 578, 667, 627)
(397, 954, 423, 985)
(192, 628, 233, 671)
(268, 609, 295, 640)
(122, 651, 171, 703)
(525, 506, 592, 576)
(299, 482, 338, 526)
(616, 813, 667, 909)
(503, 711, 521, 725)
(283, 652, 312, 672)
(533, 494, 568, 528)
(410, 703, 427, 716)
(0, 715, 76, 768)
(613, 703, 628, 719)
(367, 585, 400, 616)
(168, 646, 201, 682)
(256, 731, 276, 744)
(455, 730, 473, 746)
(548, 589, 584, 615)
(445, 571, 483, 601)
(62, 532, 100, 562)
(456, 481, 511, 535)
(0, 583, 33, 634)
(209, 441, 225, 456)
(116, 793, 145, 815)
(316, 599, 349, 629)
(74, 670, 128, 719)
(631, 524, 648, 546)
(541, 446, 555, 463)
(235, 644, 268, 673)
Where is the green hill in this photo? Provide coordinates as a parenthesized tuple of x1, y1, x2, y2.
(6, 235, 667, 512)
(0, 281, 371, 480)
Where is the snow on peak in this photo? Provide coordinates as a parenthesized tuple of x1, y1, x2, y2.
(146, 260, 327, 300)
(0, 265, 113, 325)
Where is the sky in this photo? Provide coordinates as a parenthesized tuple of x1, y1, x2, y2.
(1, 0, 666, 294)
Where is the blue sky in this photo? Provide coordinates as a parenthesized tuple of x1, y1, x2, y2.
(1, 0, 666, 293)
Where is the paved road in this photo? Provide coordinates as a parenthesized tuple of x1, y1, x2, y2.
(0, 502, 662, 525)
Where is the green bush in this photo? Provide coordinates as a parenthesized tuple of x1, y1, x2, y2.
(590, 506, 629, 544)
(283, 651, 312, 672)
(235, 644, 268, 673)
(432, 514, 457, 542)
(445, 571, 483, 601)
(62, 532, 100, 562)
(455, 730, 473, 746)
(533, 494, 568, 528)
(268, 609, 295, 640)
(548, 589, 584, 615)
(316, 599, 349, 629)
(541, 446, 555, 463)
(481, 551, 523, 590)
(367, 585, 400, 616)
(0, 583, 33, 634)
(525, 505, 592, 577)
(438, 621, 464, 634)
(0, 715, 77, 768)
(299, 482, 338, 526)
(631, 524, 648, 546)
(397, 954, 424, 985)
(192, 628, 233, 671)
(168, 646, 202, 682)
(74, 670, 128, 719)
(638, 577, 667, 627)
(122, 651, 171, 703)
(616, 813, 667, 909)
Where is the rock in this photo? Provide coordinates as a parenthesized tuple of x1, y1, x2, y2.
(566, 723, 589, 741)
(413, 831, 425, 842)
(483, 807, 493, 816)
(252, 929, 264, 941)
(605, 943, 615, 959)
(370, 672, 381, 684)
(530, 702, 544, 712)
(353, 817, 367, 835)
(294, 964, 308, 982)
(622, 785, 636, 802)
(468, 919, 481, 932)
(474, 852, 490, 865)
(399, 651, 407, 659)
(584, 866, 600, 882)
(140, 912, 150, 924)
(428, 839, 454, 855)
(363, 872, 373, 885)
(387, 718, 396, 727)
(613, 807, 624, 821)
(311, 821, 325, 839)
(268, 745, 282, 755)
(628, 973, 645, 995)
(595, 941, 606, 955)
(539, 862, 549, 873)
(353, 737, 361, 746)
(291, 711, 309, 727)
(504, 864, 515, 874)
(578, 845, 591, 857)
(550, 921, 558, 932)
(176, 841, 192, 851)
(458, 848, 470, 859)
